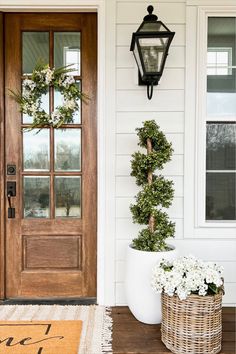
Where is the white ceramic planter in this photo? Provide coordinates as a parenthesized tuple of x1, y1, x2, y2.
(125, 244, 178, 324)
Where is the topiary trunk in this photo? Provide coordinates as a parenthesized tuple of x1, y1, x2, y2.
(130, 120, 175, 252)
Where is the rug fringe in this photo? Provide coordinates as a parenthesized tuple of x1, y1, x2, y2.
(101, 307, 113, 354)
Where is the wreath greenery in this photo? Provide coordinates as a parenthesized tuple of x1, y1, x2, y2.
(10, 62, 87, 129)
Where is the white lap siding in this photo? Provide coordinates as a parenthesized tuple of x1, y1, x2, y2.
(114, 0, 236, 306)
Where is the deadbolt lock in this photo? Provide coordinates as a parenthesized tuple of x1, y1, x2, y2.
(7, 164, 16, 175)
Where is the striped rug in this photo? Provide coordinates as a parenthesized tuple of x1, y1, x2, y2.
(0, 305, 112, 354)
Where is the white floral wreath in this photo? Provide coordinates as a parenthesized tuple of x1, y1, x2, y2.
(11, 62, 86, 129)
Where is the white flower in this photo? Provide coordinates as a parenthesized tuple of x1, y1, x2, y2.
(23, 79, 36, 97)
(176, 285, 190, 300)
(23, 79, 36, 90)
(50, 110, 61, 124)
(198, 284, 208, 296)
(62, 75, 75, 88)
(44, 68, 54, 84)
(23, 101, 38, 114)
(151, 255, 224, 301)
(29, 103, 38, 114)
(63, 99, 76, 110)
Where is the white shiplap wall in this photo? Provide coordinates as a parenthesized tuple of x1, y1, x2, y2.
(114, 0, 236, 306)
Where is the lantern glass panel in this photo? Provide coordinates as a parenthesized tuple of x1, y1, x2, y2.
(139, 37, 168, 72)
(133, 41, 144, 76)
(140, 22, 167, 32)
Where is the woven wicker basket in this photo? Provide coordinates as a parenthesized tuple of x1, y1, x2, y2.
(161, 292, 223, 354)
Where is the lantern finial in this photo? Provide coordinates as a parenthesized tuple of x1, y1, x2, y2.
(144, 5, 158, 21)
(147, 5, 153, 14)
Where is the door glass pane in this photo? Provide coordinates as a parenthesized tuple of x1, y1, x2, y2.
(55, 177, 81, 218)
(22, 88, 49, 124)
(54, 129, 81, 171)
(24, 176, 50, 218)
(206, 173, 236, 221)
(207, 18, 236, 117)
(23, 129, 50, 171)
(206, 124, 236, 170)
(54, 32, 81, 75)
(54, 81, 81, 124)
(22, 32, 49, 75)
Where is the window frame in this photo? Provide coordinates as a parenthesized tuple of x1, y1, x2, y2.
(184, 5, 236, 238)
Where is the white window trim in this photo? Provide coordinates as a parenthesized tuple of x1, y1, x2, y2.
(0, 0, 117, 305)
(184, 5, 236, 239)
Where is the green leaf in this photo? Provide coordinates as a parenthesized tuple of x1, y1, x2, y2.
(130, 120, 175, 252)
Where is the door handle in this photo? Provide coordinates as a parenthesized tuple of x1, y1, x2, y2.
(7, 181, 16, 197)
(6, 181, 16, 218)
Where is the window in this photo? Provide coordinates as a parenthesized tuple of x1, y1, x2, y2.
(184, 8, 236, 238)
(206, 17, 236, 222)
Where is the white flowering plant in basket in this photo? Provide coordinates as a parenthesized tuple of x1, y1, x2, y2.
(151, 255, 224, 300)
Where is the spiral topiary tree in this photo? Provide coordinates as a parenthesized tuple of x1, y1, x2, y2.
(130, 120, 175, 252)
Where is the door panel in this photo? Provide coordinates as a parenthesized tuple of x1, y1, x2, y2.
(4, 13, 97, 299)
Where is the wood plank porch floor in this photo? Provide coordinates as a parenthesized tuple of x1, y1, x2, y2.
(112, 307, 236, 354)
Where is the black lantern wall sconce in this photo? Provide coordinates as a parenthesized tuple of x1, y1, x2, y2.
(130, 5, 175, 100)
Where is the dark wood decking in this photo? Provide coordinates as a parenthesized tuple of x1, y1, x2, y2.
(112, 307, 236, 354)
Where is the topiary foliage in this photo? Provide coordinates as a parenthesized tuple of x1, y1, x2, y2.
(130, 120, 175, 252)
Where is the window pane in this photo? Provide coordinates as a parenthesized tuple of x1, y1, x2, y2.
(206, 173, 236, 221)
(54, 129, 81, 171)
(23, 129, 50, 171)
(217, 51, 228, 64)
(55, 177, 81, 218)
(22, 32, 49, 75)
(206, 124, 236, 170)
(207, 73, 236, 116)
(54, 32, 81, 76)
(24, 177, 50, 218)
(207, 51, 216, 64)
(207, 18, 236, 116)
(54, 81, 81, 124)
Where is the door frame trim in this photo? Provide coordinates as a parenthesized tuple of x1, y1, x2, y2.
(0, 13, 5, 300)
(0, 1, 116, 305)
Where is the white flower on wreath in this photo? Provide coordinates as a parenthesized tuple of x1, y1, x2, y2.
(29, 103, 38, 114)
(63, 99, 76, 110)
(22, 79, 36, 97)
(23, 79, 36, 90)
(45, 68, 54, 85)
(39, 68, 54, 85)
(50, 110, 61, 124)
(23, 102, 38, 115)
(61, 76, 75, 88)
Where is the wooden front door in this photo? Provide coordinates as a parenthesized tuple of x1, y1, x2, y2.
(3, 13, 97, 299)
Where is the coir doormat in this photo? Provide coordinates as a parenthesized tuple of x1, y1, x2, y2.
(0, 320, 82, 354)
(0, 305, 113, 354)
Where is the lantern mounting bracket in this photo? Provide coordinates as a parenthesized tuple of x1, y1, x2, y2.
(138, 72, 159, 86)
